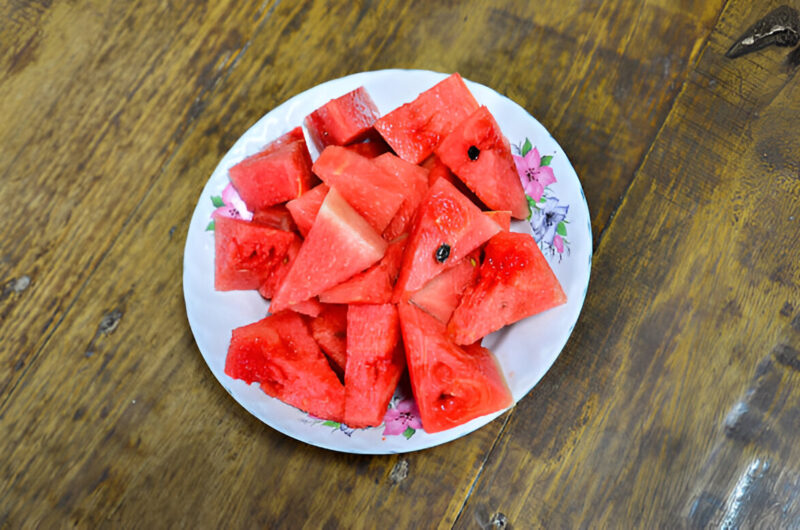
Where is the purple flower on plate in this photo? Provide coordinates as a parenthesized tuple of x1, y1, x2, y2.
(212, 183, 252, 221)
(514, 147, 556, 202)
(383, 399, 422, 437)
(530, 196, 568, 248)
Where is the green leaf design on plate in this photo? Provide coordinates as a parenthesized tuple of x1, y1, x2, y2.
(205, 220, 215, 231)
(322, 420, 340, 428)
(526, 195, 537, 218)
(211, 195, 224, 207)
(538, 196, 547, 204)
(402, 427, 415, 439)
(521, 138, 532, 156)
(556, 221, 567, 236)
(540, 155, 553, 166)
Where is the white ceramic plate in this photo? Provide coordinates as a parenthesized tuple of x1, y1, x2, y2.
(183, 69, 592, 454)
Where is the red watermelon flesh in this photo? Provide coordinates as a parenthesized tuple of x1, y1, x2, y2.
(373, 153, 430, 241)
(259, 126, 306, 156)
(285, 183, 329, 237)
(344, 136, 391, 158)
(287, 297, 323, 318)
(318, 236, 407, 305)
(435, 106, 529, 219)
(229, 129, 316, 211)
(270, 188, 388, 313)
(224, 312, 345, 422)
(215, 216, 297, 291)
(393, 178, 502, 300)
(304, 86, 380, 151)
(258, 237, 301, 300)
(312, 146, 407, 233)
(397, 303, 512, 433)
(310, 304, 348, 374)
(252, 204, 298, 233)
(409, 250, 480, 323)
(448, 231, 567, 345)
(374, 73, 479, 164)
(484, 211, 512, 231)
(344, 304, 405, 428)
(424, 155, 488, 210)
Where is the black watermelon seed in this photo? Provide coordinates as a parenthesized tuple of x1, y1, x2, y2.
(467, 145, 480, 160)
(435, 243, 451, 263)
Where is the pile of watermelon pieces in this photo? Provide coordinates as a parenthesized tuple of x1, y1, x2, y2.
(215, 74, 567, 434)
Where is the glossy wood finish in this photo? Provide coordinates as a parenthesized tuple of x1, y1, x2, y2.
(2, 0, 798, 527)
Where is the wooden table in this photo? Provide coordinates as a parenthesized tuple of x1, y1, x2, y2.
(2, 1, 799, 527)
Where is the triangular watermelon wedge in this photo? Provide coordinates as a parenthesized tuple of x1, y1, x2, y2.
(258, 237, 301, 300)
(270, 188, 388, 313)
(309, 304, 348, 375)
(228, 127, 317, 211)
(397, 303, 512, 433)
(393, 178, 501, 300)
(435, 106, 529, 219)
(287, 297, 324, 318)
(372, 153, 430, 241)
(285, 183, 329, 237)
(344, 304, 405, 428)
(484, 211, 511, 231)
(312, 146, 408, 233)
(225, 312, 345, 422)
(448, 232, 567, 345)
(318, 236, 407, 305)
(374, 73, 479, 164)
(214, 217, 298, 291)
(409, 250, 480, 323)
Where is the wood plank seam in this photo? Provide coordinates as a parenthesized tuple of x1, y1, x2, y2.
(0, 0, 283, 418)
(451, 413, 512, 528)
(593, 0, 734, 247)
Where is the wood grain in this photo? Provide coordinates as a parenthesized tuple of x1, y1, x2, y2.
(3, 0, 787, 527)
(0, 0, 277, 401)
(455, 0, 800, 527)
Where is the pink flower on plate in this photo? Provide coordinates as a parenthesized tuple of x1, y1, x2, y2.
(514, 147, 556, 202)
(553, 234, 565, 254)
(383, 399, 422, 437)
(212, 183, 253, 221)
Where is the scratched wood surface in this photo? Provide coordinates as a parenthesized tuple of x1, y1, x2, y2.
(2, 0, 797, 527)
(456, 0, 800, 528)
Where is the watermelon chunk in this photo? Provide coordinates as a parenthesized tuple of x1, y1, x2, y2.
(270, 188, 388, 313)
(484, 211, 511, 231)
(424, 155, 487, 210)
(285, 183, 329, 237)
(409, 250, 480, 323)
(310, 304, 348, 374)
(287, 297, 324, 318)
(258, 237, 301, 300)
(228, 127, 317, 211)
(252, 204, 298, 233)
(312, 146, 407, 233)
(374, 73, 479, 164)
(214, 216, 297, 291)
(318, 236, 407, 305)
(225, 312, 345, 422)
(397, 303, 512, 433)
(344, 304, 405, 428)
(393, 178, 502, 299)
(304, 86, 380, 151)
(448, 231, 567, 345)
(373, 153, 430, 241)
(344, 137, 391, 158)
(435, 106, 529, 219)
